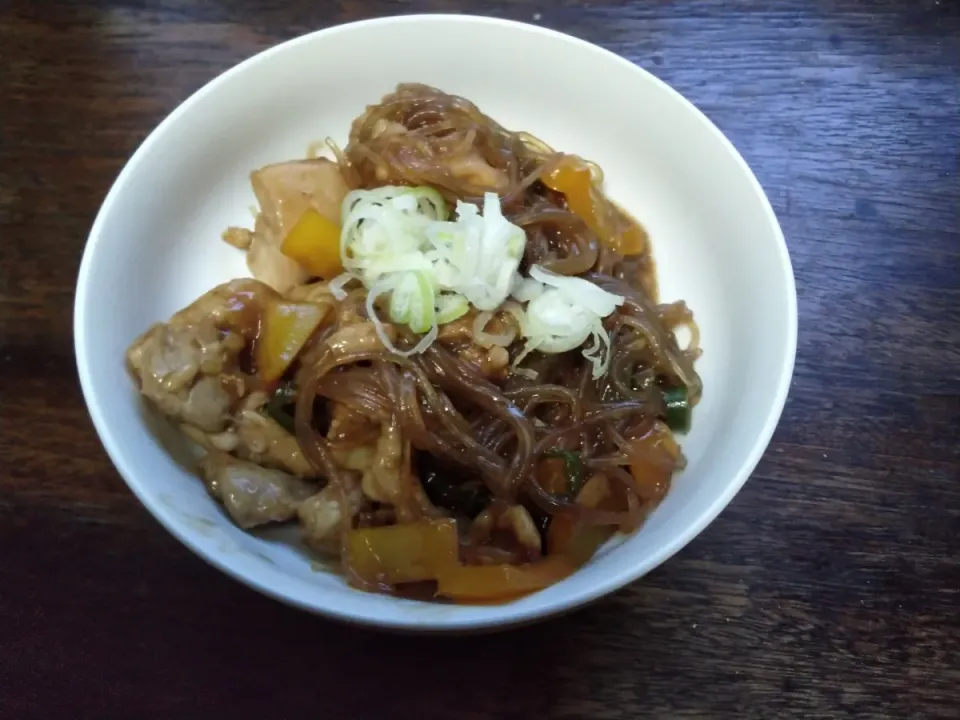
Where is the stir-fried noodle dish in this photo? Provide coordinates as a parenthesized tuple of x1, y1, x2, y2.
(126, 84, 702, 603)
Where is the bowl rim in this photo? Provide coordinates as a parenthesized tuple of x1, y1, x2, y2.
(74, 13, 797, 631)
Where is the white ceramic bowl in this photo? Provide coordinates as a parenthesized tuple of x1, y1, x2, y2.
(75, 15, 796, 631)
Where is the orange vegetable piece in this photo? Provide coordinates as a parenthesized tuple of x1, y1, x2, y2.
(543, 157, 646, 256)
(627, 422, 680, 504)
(547, 473, 621, 557)
(280, 208, 343, 280)
(256, 300, 328, 383)
(436, 555, 577, 603)
(346, 519, 460, 587)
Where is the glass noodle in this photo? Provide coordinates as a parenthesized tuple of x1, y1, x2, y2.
(300, 85, 702, 592)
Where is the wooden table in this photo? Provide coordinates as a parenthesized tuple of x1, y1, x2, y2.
(2, 1, 957, 717)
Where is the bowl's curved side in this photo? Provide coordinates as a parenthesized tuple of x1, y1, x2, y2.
(75, 14, 797, 631)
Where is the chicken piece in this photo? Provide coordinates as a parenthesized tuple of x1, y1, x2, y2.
(332, 446, 374, 472)
(246, 215, 311, 295)
(180, 375, 233, 432)
(471, 508, 495, 543)
(439, 309, 519, 346)
(127, 322, 234, 432)
(246, 159, 350, 294)
(336, 295, 367, 328)
(456, 344, 510, 381)
(445, 152, 509, 192)
(252, 158, 347, 233)
(327, 403, 379, 486)
(199, 453, 318, 529)
(439, 310, 515, 380)
(497, 505, 542, 557)
(234, 408, 315, 477)
(168, 278, 276, 332)
(126, 278, 272, 387)
(327, 322, 394, 357)
(222, 227, 253, 250)
(298, 477, 365, 554)
(437, 311, 477, 344)
(179, 387, 311, 474)
(126, 280, 275, 432)
(127, 322, 203, 416)
(326, 405, 387, 509)
(181, 424, 241, 453)
(240, 390, 270, 413)
(362, 420, 433, 522)
(361, 418, 403, 505)
(471, 504, 542, 562)
(327, 402, 381, 445)
(371, 119, 407, 139)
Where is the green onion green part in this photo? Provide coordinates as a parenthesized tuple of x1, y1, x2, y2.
(662, 386, 690, 432)
(544, 448, 585, 496)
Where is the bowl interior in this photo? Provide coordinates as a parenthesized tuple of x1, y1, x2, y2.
(75, 16, 795, 630)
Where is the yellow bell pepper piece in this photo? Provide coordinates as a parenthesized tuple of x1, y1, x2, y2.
(346, 519, 460, 586)
(543, 157, 646, 256)
(536, 456, 569, 495)
(280, 208, 343, 280)
(256, 300, 328, 383)
(436, 556, 577, 603)
(434, 471, 622, 603)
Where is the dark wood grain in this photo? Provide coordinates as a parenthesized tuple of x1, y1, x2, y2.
(1, 0, 958, 717)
